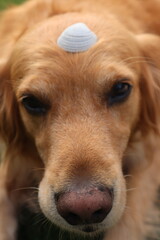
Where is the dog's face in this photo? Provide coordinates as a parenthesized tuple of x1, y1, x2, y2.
(8, 14, 148, 234)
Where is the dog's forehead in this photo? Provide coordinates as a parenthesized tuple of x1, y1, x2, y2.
(21, 13, 134, 50)
(11, 14, 140, 86)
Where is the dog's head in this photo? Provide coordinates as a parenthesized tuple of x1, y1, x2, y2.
(1, 13, 160, 235)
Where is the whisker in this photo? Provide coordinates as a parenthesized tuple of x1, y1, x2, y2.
(113, 187, 137, 194)
(12, 186, 39, 192)
(46, 220, 54, 240)
(32, 213, 47, 226)
(126, 187, 137, 192)
(123, 174, 133, 179)
(58, 227, 65, 240)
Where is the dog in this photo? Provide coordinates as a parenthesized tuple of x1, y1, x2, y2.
(0, 0, 160, 239)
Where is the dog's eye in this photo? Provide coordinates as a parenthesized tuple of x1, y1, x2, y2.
(108, 81, 132, 106)
(21, 95, 49, 115)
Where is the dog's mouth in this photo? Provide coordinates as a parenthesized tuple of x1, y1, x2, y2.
(69, 223, 106, 238)
(79, 224, 106, 235)
(71, 222, 104, 233)
(39, 176, 126, 236)
(69, 225, 106, 240)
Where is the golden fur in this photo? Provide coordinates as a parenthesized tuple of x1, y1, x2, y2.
(0, 0, 160, 239)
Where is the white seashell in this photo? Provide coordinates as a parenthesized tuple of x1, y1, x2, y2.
(57, 23, 97, 53)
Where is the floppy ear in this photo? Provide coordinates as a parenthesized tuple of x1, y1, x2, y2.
(136, 34, 160, 135)
(0, 63, 25, 146)
(0, 4, 29, 146)
(0, 1, 51, 196)
(0, 0, 56, 145)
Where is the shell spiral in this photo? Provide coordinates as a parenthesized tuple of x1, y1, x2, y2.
(57, 23, 97, 53)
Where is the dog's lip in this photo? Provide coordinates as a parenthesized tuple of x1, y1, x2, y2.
(72, 223, 105, 234)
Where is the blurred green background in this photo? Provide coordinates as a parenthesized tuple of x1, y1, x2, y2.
(0, 0, 24, 9)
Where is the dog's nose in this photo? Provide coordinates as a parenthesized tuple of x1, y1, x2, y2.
(55, 186, 113, 225)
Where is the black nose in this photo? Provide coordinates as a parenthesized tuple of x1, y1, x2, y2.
(55, 186, 113, 225)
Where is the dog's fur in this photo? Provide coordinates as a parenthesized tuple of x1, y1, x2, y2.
(0, 0, 160, 239)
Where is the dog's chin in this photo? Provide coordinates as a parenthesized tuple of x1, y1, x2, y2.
(78, 228, 106, 239)
(64, 223, 105, 235)
(82, 226, 99, 233)
(70, 228, 105, 240)
(54, 222, 106, 239)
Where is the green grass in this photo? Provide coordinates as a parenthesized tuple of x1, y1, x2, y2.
(0, 0, 24, 10)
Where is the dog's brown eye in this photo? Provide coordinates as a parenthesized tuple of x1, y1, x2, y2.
(21, 95, 49, 115)
(108, 81, 132, 106)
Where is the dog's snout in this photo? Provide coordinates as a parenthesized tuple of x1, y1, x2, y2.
(55, 186, 113, 225)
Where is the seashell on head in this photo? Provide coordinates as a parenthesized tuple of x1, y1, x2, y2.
(57, 23, 97, 53)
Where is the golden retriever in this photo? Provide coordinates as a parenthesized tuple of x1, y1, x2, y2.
(0, 0, 160, 239)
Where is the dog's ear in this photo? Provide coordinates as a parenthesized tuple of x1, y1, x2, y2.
(136, 34, 160, 135)
(0, 3, 30, 146)
(0, 63, 24, 146)
(0, 0, 54, 146)
(0, 63, 43, 188)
